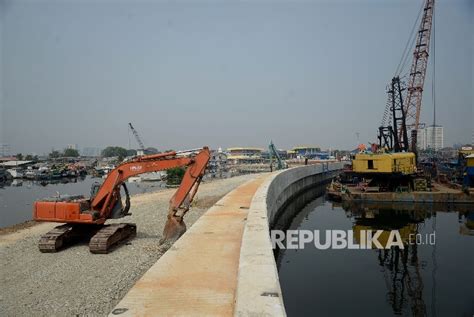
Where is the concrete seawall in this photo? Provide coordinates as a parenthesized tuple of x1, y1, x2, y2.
(111, 164, 342, 316)
(235, 162, 342, 316)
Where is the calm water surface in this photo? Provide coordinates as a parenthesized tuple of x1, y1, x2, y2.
(277, 195, 474, 317)
(0, 176, 165, 228)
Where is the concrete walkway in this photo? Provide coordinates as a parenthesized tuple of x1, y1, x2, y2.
(110, 175, 267, 316)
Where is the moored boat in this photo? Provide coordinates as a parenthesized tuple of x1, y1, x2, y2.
(7, 168, 24, 179)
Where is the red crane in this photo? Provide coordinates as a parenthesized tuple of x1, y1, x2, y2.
(401, 0, 435, 145)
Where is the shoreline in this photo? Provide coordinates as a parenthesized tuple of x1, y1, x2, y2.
(0, 174, 258, 234)
(0, 220, 39, 236)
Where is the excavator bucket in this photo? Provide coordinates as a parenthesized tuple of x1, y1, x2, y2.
(160, 215, 187, 245)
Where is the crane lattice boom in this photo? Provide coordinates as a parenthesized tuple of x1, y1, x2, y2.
(128, 122, 145, 151)
(403, 0, 435, 137)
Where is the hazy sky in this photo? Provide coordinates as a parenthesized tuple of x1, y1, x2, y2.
(0, 0, 472, 155)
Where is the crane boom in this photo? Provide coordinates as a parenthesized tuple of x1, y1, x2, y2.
(128, 122, 146, 151)
(403, 0, 435, 139)
(269, 141, 285, 170)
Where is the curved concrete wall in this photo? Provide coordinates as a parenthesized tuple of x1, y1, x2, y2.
(234, 163, 342, 316)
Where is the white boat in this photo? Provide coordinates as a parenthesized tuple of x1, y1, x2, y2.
(25, 170, 36, 179)
(38, 166, 50, 173)
(7, 168, 24, 179)
(103, 165, 115, 173)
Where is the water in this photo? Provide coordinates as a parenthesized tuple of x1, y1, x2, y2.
(0, 176, 166, 228)
(276, 195, 474, 317)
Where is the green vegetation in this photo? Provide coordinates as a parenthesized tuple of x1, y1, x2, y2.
(101, 146, 128, 160)
(166, 167, 186, 185)
(13, 153, 38, 161)
(126, 149, 137, 157)
(63, 148, 79, 157)
(49, 150, 61, 158)
(48, 148, 80, 158)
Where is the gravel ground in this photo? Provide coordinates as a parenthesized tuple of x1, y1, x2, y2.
(0, 174, 257, 317)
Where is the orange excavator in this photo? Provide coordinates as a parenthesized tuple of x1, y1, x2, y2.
(33, 147, 211, 253)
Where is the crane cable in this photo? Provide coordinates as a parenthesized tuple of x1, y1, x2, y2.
(431, 5, 436, 155)
(429, 11, 438, 310)
(395, 0, 425, 77)
(384, 0, 425, 128)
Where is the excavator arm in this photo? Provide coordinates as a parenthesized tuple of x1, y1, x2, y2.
(158, 149, 211, 243)
(90, 149, 209, 218)
(33, 147, 211, 252)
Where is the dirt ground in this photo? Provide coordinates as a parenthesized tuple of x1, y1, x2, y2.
(0, 174, 257, 317)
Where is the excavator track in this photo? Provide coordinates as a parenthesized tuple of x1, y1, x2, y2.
(89, 223, 137, 254)
(38, 224, 86, 253)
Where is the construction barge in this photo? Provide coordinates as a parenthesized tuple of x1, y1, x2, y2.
(326, 150, 474, 205)
(329, 183, 474, 204)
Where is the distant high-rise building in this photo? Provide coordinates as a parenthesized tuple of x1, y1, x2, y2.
(67, 144, 78, 150)
(417, 129, 426, 150)
(417, 125, 443, 150)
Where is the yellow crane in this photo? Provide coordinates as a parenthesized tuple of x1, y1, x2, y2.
(352, 0, 435, 191)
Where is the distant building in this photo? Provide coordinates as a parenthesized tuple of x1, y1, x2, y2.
(0, 156, 17, 162)
(287, 146, 322, 159)
(0, 160, 33, 168)
(227, 147, 263, 164)
(417, 125, 443, 150)
(417, 130, 426, 149)
(67, 144, 78, 150)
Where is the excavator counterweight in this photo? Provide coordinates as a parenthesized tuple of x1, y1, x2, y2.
(34, 147, 211, 253)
